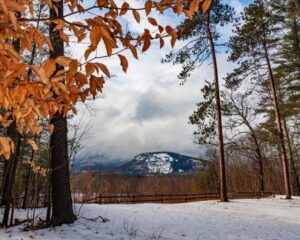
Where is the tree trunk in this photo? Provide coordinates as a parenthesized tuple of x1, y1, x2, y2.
(294, 0, 300, 16)
(263, 42, 291, 199)
(21, 167, 31, 209)
(252, 134, 265, 193)
(46, 146, 52, 222)
(2, 135, 21, 227)
(0, 156, 10, 206)
(283, 118, 300, 195)
(22, 136, 36, 209)
(207, 13, 228, 202)
(49, 0, 76, 226)
(246, 124, 265, 193)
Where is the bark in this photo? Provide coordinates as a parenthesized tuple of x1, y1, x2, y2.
(46, 147, 52, 222)
(249, 129, 265, 193)
(283, 119, 300, 195)
(21, 167, 31, 209)
(22, 136, 36, 209)
(1, 135, 22, 227)
(206, 13, 228, 202)
(294, 0, 300, 16)
(246, 127, 264, 193)
(0, 122, 19, 206)
(263, 42, 292, 199)
(0, 156, 10, 206)
(49, 0, 76, 226)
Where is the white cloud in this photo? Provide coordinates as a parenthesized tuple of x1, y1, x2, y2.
(70, 0, 248, 162)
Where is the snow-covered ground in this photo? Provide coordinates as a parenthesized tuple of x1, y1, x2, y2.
(1, 196, 300, 240)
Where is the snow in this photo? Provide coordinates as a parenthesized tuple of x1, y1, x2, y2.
(146, 153, 174, 174)
(1, 196, 300, 240)
(135, 153, 174, 174)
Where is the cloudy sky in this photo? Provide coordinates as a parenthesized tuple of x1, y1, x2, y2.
(70, 0, 251, 163)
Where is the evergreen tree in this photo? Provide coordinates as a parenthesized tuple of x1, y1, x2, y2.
(164, 0, 235, 202)
(227, 0, 292, 199)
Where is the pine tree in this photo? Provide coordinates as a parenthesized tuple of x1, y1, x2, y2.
(228, 0, 292, 199)
(164, 0, 234, 202)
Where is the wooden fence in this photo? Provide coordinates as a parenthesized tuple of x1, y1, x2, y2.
(79, 192, 274, 205)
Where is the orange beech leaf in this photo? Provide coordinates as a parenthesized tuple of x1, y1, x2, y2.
(183, 9, 193, 19)
(8, 11, 18, 30)
(148, 17, 157, 26)
(59, 31, 69, 45)
(132, 10, 140, 23)
(90, 25, 102, 49)
(30, 65, 49, 84)
(53, 19, 65, 32)
(17, 119, 24, 135)
(85, 63, 95, 76)
(55, 56, 72, 67)
(48, 124, 54, 135)
(99, 27, 114, 42)
(45, 0, 53, 8)
(129, 45, 138, 59)
(154, 2, 163, 13)
(28, 139, 38, 151)
(45, 36, 54, 51)
(189, 0, 199, 14)
(145, 1, 152, 16)
(142, 36, 151, 52)
(84, 47, 94, 60)
(56, 82, 68, 93)
(97, 0, 107, 7)
(202, 0, 212, 13)
(120, 2, 129, 16)
(42, 59, 56, 78)
(0, 137, 14, 160)
(28, 2, 34, 14)
(118, 54, 128, 73)
(0, 0, 8, 15)
(158, 25, 164, 33)
(176, 1, 183, 15)
(96, 63, 111, 77)
(160, 38, 165, 49)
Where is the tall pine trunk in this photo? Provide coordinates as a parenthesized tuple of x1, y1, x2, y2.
(263, 42, 291, 199)
(283, 118, 300, 195)
(49, 0, 76, 226)
(207, 13, 228, 202)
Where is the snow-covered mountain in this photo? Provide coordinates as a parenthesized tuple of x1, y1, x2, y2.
(117, 152, 207, 175)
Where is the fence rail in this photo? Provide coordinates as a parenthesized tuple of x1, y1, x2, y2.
(79, 192, 274, 205)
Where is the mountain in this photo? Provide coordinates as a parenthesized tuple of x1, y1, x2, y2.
(72, 154, 125, 173)
(117, 152, 207, 175)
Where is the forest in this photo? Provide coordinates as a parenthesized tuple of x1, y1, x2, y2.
(0, 0, 299, 239)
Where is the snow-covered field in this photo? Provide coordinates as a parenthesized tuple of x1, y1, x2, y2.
(0, 196, 300, 240)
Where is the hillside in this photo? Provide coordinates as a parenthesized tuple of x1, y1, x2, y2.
(73, 152, 207, 175)
(117, 152, 207, 175)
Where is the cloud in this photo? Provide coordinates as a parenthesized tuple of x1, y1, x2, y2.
(70, 0, 248, 163)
